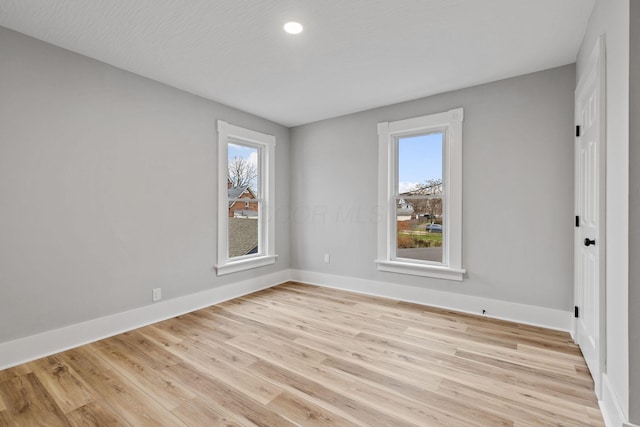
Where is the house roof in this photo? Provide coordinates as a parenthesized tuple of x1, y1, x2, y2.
(228, 218, 258, 258)
(228, 185, 249, 199)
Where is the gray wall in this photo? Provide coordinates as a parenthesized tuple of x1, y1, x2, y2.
(0, 26, 290, 343)
(291, 65, 575, 311)
(629, 0, 639, 421)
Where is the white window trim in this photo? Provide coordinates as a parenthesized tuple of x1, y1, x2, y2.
(375, 108, 465, 281)
(216, 120, 277, 276)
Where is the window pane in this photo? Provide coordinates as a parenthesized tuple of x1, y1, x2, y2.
(396, 197, 443, 263)
(397, 132, 443, 195)
(396, 132, 444, 263)
(228, 201, 260, 258)
(228, 141, 260, 259)
(228, 143, 259, 197)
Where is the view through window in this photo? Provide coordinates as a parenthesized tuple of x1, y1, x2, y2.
(227, 142, 260, 259)
(396, 132, 444, 263)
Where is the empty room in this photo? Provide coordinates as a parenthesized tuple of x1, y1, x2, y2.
(0, 0, 638, 426)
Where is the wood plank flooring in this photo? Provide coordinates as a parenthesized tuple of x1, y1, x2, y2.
(0, 282, 604, 426)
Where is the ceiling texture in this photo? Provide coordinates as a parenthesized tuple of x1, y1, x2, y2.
(0, 0, 595, 127)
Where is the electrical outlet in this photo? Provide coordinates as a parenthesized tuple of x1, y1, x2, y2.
(152, 288, 162, 302)
(323, 254, 330, 263)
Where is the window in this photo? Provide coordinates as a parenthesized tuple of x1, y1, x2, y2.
(376, 108, 465, 281)
(216, 121, 276, 275)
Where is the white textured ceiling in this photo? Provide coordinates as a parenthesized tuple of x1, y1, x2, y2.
(0, 0, 594, 127)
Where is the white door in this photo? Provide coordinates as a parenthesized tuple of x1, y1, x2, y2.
(574, 36, 605, 398)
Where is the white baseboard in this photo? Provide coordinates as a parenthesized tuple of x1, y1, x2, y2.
(600, 373, 633, 427)
(290, 270, 573, 332)
(0, 269, 291, 371)
(0, 268, 577, 372)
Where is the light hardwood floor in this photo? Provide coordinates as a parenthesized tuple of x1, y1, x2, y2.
(0, 282, 604, 426)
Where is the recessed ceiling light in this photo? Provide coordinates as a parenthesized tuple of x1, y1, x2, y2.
(284, 22, 303, 35)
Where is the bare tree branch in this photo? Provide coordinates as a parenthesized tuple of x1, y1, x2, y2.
(406, 179, 443, 219)
(228, 156, 257, 190)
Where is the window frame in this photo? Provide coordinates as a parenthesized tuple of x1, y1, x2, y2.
(216, 120, 277, 276)
(375, 108, 465, 281)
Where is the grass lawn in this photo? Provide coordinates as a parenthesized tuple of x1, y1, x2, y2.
(397, 221, 443, 248)
(398, 227, 443, 246)
(412, 233, 443, 243)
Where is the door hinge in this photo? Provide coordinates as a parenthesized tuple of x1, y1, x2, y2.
(576, 125, 581, 137)
(575, 216, 580, 227)
(574, 306, 579, 318)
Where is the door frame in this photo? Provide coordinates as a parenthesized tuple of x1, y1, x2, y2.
(573, 34, 607, 398)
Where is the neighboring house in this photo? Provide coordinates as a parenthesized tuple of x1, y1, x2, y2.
(396, 198, 414, 221)
(227, 179, 259, 257)
(228, 179, 259, 218)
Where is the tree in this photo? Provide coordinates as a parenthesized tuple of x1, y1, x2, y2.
(228, 156, 257, 190)
(412, 179, 443, 196)
(405, 179, 443, 220)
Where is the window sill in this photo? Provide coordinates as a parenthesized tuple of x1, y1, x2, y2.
(216, 255, 278, 276)
(375, 260, 465, 281)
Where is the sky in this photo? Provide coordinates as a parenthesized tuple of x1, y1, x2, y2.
(229, 143, 258, 166)
(229, 143, 258, 189)
(398, 132, 443, 193)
